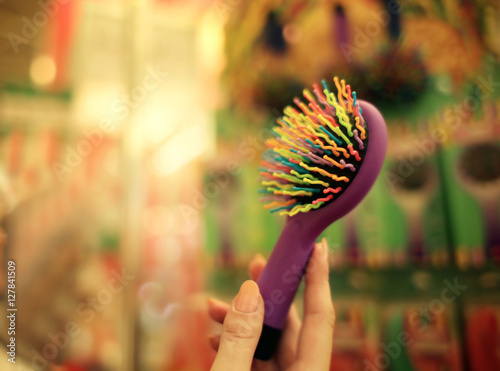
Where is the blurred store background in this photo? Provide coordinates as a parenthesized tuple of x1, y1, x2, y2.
(0, 0, 499, 370)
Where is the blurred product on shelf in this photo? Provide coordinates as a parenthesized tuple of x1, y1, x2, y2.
(440, 98, 500, 267)
(465, 305, 500, 370)
(329, 299, 380, 371)
(357, 130, 450, 268)
(385, 303, 462, 371)
(0, 83, 124, 369)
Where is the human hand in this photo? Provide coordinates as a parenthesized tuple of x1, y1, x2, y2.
(207, 238, 334, 371)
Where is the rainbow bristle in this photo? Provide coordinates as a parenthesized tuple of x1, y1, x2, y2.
(260, 77, 369, 216)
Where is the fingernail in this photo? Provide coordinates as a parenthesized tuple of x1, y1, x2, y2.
(322, 238, 329, 253)
(207, 297, 223, 307)
(207, 298, 220, 308)
(234, 280, 260, 313)
(316, 240, 324, 254)
(313, 242, 321, 257)
(252, 253, 266, 264)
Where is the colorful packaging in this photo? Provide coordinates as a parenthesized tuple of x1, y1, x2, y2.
(356, 131, 451, 268)
(464, 300, 500, 371)
(378, 299, 463, 371)
(329, 298, 380, 371)
(440, 100, 500, 267)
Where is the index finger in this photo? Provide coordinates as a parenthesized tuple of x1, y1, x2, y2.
(295, 238, 334, 370)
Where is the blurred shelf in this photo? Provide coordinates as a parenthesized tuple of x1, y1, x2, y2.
(206, 266, 500, 300)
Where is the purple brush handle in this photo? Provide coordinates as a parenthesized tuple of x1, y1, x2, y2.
(257, 218, 316, 323)
(254, 100, 387, 360)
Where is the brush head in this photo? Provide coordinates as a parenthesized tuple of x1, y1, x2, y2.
(259, 77, 371, 217)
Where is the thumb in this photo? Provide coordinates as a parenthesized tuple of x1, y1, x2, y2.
(211, 280, 264, 371)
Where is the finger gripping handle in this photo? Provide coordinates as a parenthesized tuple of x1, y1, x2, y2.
(255, 219, 316, 359)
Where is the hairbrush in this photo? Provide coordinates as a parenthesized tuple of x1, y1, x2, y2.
(255, 77, 387, 360)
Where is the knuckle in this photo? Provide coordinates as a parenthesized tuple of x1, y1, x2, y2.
(289, 361, 307, 371)
(325, 309, 335, 331)
(222, 314, 258, 343)
(323, 304, 336, 331)
(308, 305, 335, 331)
